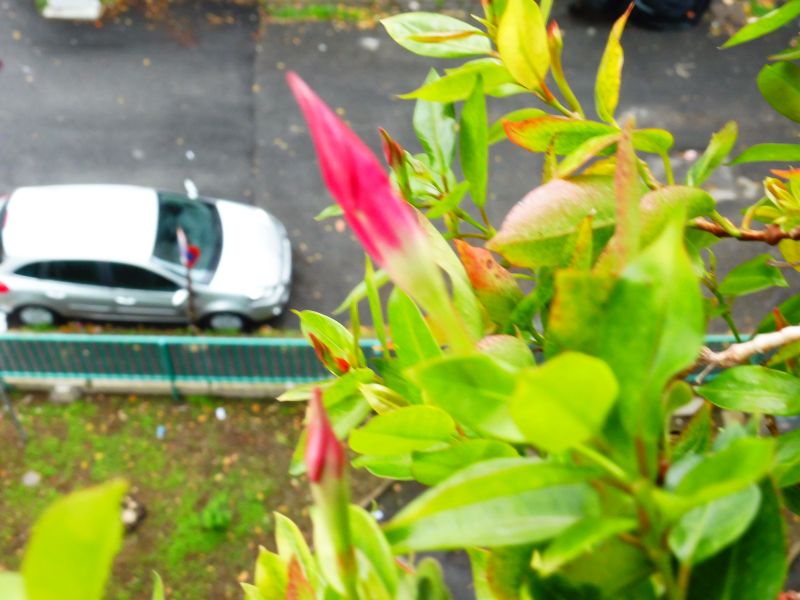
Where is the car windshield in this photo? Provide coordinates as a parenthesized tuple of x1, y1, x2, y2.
(153, 192, 222, 282)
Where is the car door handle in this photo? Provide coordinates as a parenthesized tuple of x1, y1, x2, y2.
(45, 291, 66, 300)
(115, 296, 137, 306)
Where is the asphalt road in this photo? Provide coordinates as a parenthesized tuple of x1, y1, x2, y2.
(0, 0, 797, 332)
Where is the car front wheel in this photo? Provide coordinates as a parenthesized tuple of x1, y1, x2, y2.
(206, 312, 249, 332)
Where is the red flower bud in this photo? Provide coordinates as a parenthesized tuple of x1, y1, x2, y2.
(305, 388, 346, 484)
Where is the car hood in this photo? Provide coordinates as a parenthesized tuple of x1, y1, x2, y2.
(208, 200, 286, 295)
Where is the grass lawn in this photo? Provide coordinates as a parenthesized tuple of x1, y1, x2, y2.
(0, 392, 375, 599)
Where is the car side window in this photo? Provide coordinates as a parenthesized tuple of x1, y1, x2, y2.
(44, 261, 106, 286)
(108, 263, 179, 291)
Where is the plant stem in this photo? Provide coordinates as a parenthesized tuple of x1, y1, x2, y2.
(677, 563, 691, 599)
(660, 152, 675, 186)
(574, 443, 630, 485)
(455, 208, 492, 235)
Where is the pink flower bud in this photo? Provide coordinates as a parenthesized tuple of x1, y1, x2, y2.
(304, 388, 345, 484)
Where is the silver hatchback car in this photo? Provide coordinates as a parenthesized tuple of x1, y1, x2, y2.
(0, 185, 292, 331)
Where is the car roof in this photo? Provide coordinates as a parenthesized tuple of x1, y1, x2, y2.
(3, 185, 159, 263)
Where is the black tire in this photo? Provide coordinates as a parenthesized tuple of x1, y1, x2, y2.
(204, 312, 250, 333)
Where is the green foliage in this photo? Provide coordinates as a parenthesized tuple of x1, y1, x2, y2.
(18, 1, 800, 599)
(22, 480, 127, 600)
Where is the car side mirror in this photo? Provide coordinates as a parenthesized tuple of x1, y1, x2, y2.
(172, 289, 189, 306)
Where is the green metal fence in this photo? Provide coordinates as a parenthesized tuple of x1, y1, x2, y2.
(0, 332, 381, 386)
(0, 332, 739, 389)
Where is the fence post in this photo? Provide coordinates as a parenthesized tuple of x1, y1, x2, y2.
(157, 339, 179, 401)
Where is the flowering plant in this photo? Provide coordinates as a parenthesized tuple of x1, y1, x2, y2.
(10, 1, 800, 599)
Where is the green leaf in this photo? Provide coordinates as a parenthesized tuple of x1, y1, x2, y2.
(359, 382, 409, 414)
(511, 352, 619, 453)
(544, 538, 655, 598)
(385, 458, 598, 551)
(352, 454, 413, 479)
(669, 485, 761, 566)
(606, 121, 640, 271)
(427, 181, 470, 219)
(0, 573, 26, 600)
(482, 546, 535, 599)
(411, 439, 519, 485)
(401, 60, 515, 103)
(546, 270, 616, 357)
(460, 78, 489, 208)
(505, 116, 616, 155)
(555, 133, 620, 179)
(241, 584, 265, 600)
(488, 175, 618, 269)
(672, 403, 713, 462)
(413, 70, 457, 172)
(381, 13, 492, 58)
(314, 204, 343, 221)
(697, 366, 800, 415)
(770, 45, 800, 61)
(349, 505, 398, 596)
(334, 270, 389, 315)
(774, 429, 800, 486)
(674, 438, 775, 503)
(758, 61, 800, 123)
(412, 558, 453, 599)
(598, 216, 705, 450)
(477, 334, 535, 368)
(409, 354, 524, 442)
(717, 253, 788, 296)
(364, 257, 388, 353)
(255, 547, 287, 599)
(637, 186, 716, 245)
(534, 518, 637, 576)
(497, 0, 550, 90)
(489, 108, 547, 144)
(723, 0, 800, 47)
(686, 121, 738, 187)
(152, 572, 165, 600)
(687, 482, 787, 600)
(297, 310, 364, 374)
(21, 480, 127, 600)
(632, 128, 674, 154)
(594, 6, 631, 124)
(388, 289, 442, 368)
(349, 406, 456, 455)
(419, 201, 485, 341)
(731, 142, 800, 164)
(274, 513, 320, 589)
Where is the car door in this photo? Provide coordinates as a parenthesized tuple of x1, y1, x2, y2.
(29, 260, 117, 319)
(107, 262, 185, 323)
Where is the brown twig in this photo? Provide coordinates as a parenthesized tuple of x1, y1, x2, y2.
(691, 218, 800, 246)
(697, 325, 800, 369)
